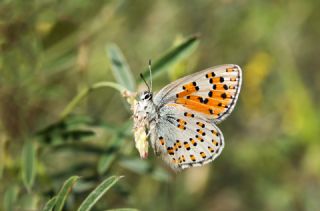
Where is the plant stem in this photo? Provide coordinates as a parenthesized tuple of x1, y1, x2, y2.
(60, 82, 126, 120)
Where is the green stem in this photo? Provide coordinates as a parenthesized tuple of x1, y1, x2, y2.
(60, 82, 126, 120)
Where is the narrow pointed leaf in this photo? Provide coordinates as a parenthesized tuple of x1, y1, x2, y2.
(119, 158, 151, 174)
(140, 35, 200, 80)
(77, 176, 123, 211)
(43, 197, 57, 211)
(21, 141, 36, 191)
(105, 209, 139, 211)
(97, 134, 127, 175)
(3, 185, 19, 211)
(107, 44, 136, 91)
(0, 138, 5, 179)
(54, 176, 79, 211)
(97, 154, 116, 175)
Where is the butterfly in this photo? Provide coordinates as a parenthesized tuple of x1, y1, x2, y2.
(132, 63, 242, 171)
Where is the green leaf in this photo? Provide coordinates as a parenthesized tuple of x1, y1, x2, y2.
(36, 115, 96, 145)
(104, 209, 139, 211)
(77, 176, 123, 211)
(73, 181, 96, 193)
(21, 141, 36, 191)
(97, 154, 116, 175)
(97, 135, 127, 175)
(151, 167, 172, 182)
(3, 185, 19, 211)
(17, 193, 39, 210)
(60, 129, 95, 141)
(52, 143, 107, 154)
(0, 138, 6, 179)
(119, 158, 151, 174)
(107, 44, 136, 91)
(43, 197, 57, 211)
(140, 34, 200, 80)
(54, 176, 79, 211)
(36, 115, 94, 138)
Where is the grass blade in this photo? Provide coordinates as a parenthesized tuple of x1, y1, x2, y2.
(77, 175, 123, 211)
(107, 44, 136, 91)
(54, 176, 79, 211)
(0, 138, 6, 179)
(97, 154, 116, 175)
(3, 185, 19, 211)
(97, 133, 128, 175)
(43, 196, 57, 211)
(119, 158, 151, 174)
(21, 141, 36, 191)
(105, 209, 139, 211)
(140, 34, 200, 80)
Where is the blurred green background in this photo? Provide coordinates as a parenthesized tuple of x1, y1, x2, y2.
(1, 0, 320, 210)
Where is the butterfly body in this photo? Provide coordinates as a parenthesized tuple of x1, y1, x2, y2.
(132, 64, 242, 171)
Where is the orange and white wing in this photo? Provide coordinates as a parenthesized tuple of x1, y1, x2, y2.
(154, 64, 242, 124)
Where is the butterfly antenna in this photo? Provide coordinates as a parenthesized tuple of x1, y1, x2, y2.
(148, 59, 153, 92)
(140, 73, 150, 92)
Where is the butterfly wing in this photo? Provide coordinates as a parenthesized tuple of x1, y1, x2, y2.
(150, 64, 241, 170)
(150, 104, 224, 171)
(154, 64, 242, 124)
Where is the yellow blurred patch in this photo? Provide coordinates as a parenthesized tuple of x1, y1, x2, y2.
(36, 21, 54, 36)
(242, 52, 273, 116)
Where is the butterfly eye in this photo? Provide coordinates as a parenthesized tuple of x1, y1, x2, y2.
(144, 93, 152, 100)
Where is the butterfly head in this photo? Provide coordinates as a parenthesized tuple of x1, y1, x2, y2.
(137, 91, 154, 115)
(135, 90, 156, 120)
(139, 91, 152, 101)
